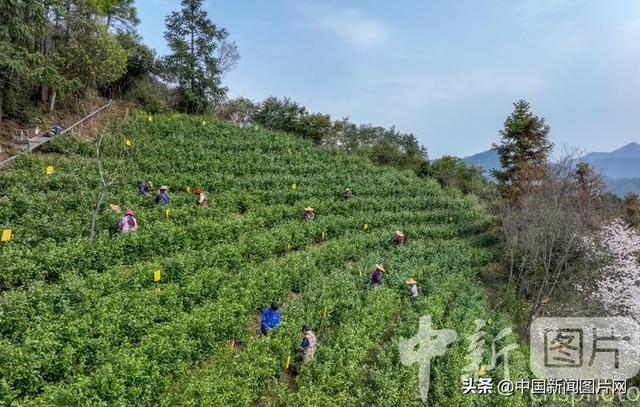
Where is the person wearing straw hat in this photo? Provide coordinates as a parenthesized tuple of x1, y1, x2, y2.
(194, 187, 209, 208)
(342, 188, 353, 200)
(303, 207, 315, 221)
(118, 209, 139, 233)
(406, 277, 418, 300)
(370, 264, 384, 287)
(155, 185, 170, 206)
(394, 230, 405, 245)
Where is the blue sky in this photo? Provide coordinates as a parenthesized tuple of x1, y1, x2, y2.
(135, 0, 640, 157)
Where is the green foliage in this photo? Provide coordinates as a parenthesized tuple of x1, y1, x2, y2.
(0, 115, 529, 405)
(124, 77, 170, 113)
(246, 96, 427, 171)
(160, 0, 237, 113)
(418, 156, 486, 194)
(0, 1, 71, 121)
(253, 96, 307, 133)
(90, 0, 140, 31)
(56, 25, 128, 89)
(0, 0, 140, 123)
(492, 100, 553, 200)
(213, 97, 258, 126)
(297, 113, 332, 144)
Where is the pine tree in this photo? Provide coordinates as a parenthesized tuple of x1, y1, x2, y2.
(161, 0, 238, 113)
(492, 99, 553, 200)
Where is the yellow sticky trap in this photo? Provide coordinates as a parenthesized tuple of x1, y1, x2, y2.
(479, 366, 486, 376)
(285, 355, 291, 370)
(46, 165, 54, 175)
(125, 138, 132, 146)
(321, 231, 325, 240)
(201, 120, 207, 126)
(449, 217, 453, 222)
(186, 186, 192, 193)
(322, 307, 328, 320)
(153, 270, 161, 282)
(363, 223, 369, 231)
(287, 148, 292, 155)
(291, 183, 297, 190)
(164, 208, 171, 218)
(1, 229, 12, 242)
(147, 115, 153, 123)
(287, 243, 291, 251)
(109, 204, 121, 213)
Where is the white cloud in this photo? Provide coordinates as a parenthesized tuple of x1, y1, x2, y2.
(293, 3, 390, 49)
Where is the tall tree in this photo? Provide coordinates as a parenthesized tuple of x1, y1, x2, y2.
(0, 1, 71, 123)
(161, 0, 239, 113)
(90, 0, 140, 31)
(572, 162, 606, 225)
(492, 99, 553, 201)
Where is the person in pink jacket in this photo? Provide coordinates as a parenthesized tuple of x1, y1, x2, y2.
(118, 209, 139, 233)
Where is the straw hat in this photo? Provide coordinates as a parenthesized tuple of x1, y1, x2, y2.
(395, 231, 404, 237)
(125, 209, 135, 216)
(406, 278, 416, 285)
(159, 185, 169, 191)
(304, 207, 314, 212)
(375, 264, 385, 271)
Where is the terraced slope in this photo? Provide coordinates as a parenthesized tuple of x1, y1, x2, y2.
(0, 114, 529, 406)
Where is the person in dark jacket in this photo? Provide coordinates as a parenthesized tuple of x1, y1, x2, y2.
(342, 188, 353, 200)
(260, 302, 281, 335)
(370, 264, 384, 287)
(138, 180, 153, 195)
(155, 185, 170, 206)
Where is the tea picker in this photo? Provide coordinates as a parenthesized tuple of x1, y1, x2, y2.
(342, 188, 353, 200)
(394, 230, 405, 245)
(118, 209, 139, 233)
(297, 324, 317, 364)
(406, 277, 418, 300)
(138, 180, 153, 195)
(194, 187, 209, 208)
(155, 185, 170, 206)
(303, 207, 315, 221)
(369, 263, 385, 287)
(260, 302, 281, 335)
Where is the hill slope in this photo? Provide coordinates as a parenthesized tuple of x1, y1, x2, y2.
(0, 114, 528, 406)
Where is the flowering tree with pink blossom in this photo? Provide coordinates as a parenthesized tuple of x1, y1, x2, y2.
(585, 219, 640, 317)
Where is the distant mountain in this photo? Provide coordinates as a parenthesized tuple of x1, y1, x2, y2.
(463, 149, 499, 176)
(605, 178, 640, 197)
(463, 142, 640, 196)
(580, 142, 640, 179)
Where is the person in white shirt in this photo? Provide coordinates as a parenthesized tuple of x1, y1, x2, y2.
(194, 187, 209, 208)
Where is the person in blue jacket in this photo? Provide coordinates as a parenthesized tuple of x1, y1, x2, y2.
(261, 302, 281, 335)
(138, 180, 153, 195)
(155, 185, 170, 206)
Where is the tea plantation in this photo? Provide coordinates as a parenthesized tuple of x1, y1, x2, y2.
(0, 114, 530, 405)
